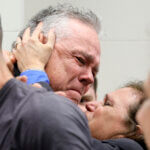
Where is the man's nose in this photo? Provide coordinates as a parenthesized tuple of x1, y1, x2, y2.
(79, 68, 94, 86)
(85, 101, 99, 112)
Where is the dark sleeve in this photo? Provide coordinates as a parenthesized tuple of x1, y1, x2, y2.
(92, 138, 144, 150)
(137, 139, 147, 150)
(0, 79, 47, 150)
(38, 81, 53, 91)
(4, 80, 92, 150)
(13, 62, 20, 76)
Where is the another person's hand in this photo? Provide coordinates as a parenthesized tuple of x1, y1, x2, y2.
(13, 23, 55, 72)
(144, 74, 150, 98)
(2, 50, 16, 73)
(136, 74, 150, 149)
(136, 100, 150, 150)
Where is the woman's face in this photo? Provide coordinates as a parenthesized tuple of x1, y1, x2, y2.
(79, 87, 142, 140)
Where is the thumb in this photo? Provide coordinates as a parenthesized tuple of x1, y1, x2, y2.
(55, 91, 67, 97)
(16, 75, 28, 83)
(32, 83, 42, 88)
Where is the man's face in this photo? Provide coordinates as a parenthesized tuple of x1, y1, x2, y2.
(80, 87, 142, 140)
(45, 19, 100, 104)
(80, 84, 97, 112)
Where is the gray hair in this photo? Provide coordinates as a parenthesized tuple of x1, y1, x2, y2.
(12, 3, 100, 48)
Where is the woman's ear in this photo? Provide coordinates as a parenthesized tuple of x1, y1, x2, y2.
(133, 125, 144, 140)
(125, 124, 143, 141)
(39, 32, 48, 44)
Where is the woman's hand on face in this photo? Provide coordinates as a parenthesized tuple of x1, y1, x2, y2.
(2, 50, 16, 73)
(13, 22, 55, 72)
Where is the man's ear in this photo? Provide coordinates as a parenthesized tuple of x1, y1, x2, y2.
(39, 32, 48, 44)
(43, 35, 48, 44)
(0, 16, 3, 50)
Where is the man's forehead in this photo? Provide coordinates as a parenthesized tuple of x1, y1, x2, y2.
(68, 19, 100, 49)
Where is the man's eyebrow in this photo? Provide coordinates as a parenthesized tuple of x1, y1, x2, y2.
(72, 49, 99, 72)
(72, 50, 94, 61)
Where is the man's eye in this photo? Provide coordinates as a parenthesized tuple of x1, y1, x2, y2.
(76, 57, 85, 65)
(103, 100, 111, 106)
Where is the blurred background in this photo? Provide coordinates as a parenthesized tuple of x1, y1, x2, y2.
(1, 0, 150, 100)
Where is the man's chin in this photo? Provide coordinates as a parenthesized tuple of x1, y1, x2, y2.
(65, 90, 82, 104)
(55, 90, 82, 104)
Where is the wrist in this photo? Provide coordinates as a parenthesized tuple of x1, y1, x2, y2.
(21, 64, 45, 72)
(20, 70, 50, 84)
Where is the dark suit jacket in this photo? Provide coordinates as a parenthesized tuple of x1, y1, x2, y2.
(0, 79, 92, 150)
(0, 79, 145, 150)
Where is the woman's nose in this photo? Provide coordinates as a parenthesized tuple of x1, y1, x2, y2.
(85, 101, 99, 112)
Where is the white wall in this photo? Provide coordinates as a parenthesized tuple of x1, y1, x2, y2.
(0, 0, 24, 50)
(99, 42, 150, 99)
(1, 0, 150, 100)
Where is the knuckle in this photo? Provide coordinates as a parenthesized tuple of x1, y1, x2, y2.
(30, 38, 36, 44)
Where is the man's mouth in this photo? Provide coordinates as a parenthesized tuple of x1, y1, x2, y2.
(65, 89, 82, 104)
